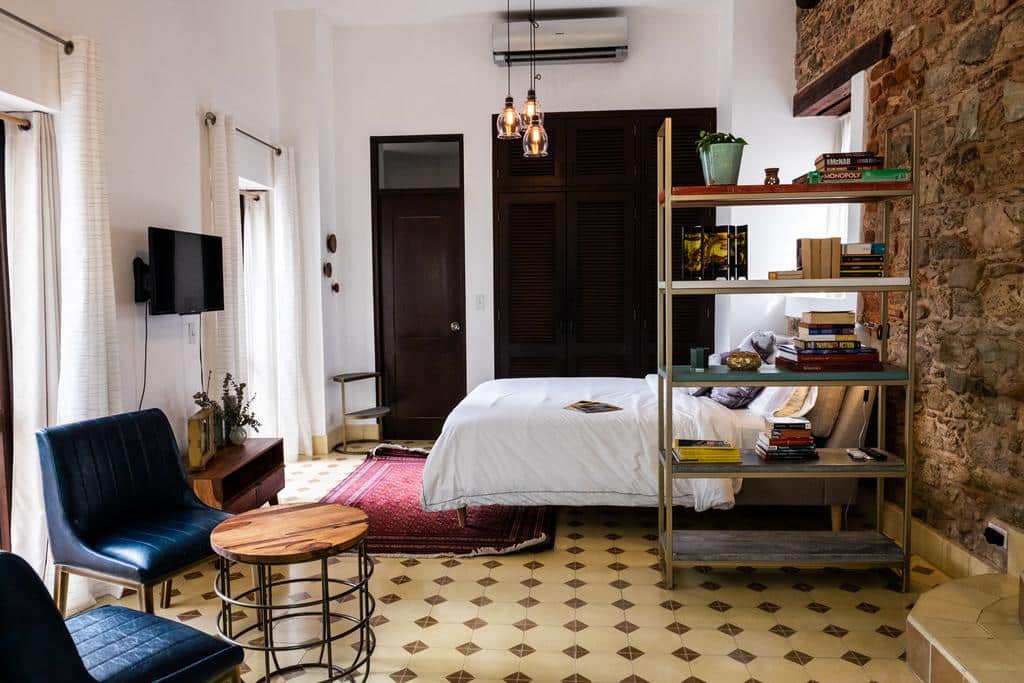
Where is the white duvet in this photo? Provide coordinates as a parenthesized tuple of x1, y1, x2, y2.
(421, 375, 764, 513)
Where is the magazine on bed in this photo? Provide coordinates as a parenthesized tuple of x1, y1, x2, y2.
(564, 400, 623, 414)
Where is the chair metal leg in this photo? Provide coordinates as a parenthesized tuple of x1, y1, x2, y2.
(53, 568, 69, 617)
(160, 578, 173, 609)
(139, 583, 155, 613)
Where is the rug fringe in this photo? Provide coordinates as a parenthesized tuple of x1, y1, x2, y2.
(367, 532, 551, 559)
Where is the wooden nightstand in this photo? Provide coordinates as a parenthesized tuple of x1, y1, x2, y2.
(190, 438, 284, 512)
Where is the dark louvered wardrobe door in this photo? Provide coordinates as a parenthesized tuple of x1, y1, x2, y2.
(496, 193, 566, 378)
(566, 118, 636, 186)
(494, 119, 564, 190)
(637, 111, 716, 373)
(566, 191, 636, 377)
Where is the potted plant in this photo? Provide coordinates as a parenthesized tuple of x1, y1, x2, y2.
(220, 373, 261, 445)
(696, 131, 748, 185)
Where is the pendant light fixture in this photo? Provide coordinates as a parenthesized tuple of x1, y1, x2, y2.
(496, 0, 521, 139)
(522, 0, 549, 158)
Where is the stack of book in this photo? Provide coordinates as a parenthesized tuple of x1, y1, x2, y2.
(775, 311, 882, 372)
(792, 153, 911, 184)
(674, 439, 741, 463)
(840, 242, 886, 278)
(755, 417, 817, 462)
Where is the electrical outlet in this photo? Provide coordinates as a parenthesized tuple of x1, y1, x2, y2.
(985, 520, 1008, 550)
(186, 321, 198, 346)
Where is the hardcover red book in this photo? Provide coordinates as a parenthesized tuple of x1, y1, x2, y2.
(776, 357, 883, 372)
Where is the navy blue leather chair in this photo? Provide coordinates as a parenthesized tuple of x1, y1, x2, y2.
(37, 409, 231, 614)
(0, 551, 243, 683)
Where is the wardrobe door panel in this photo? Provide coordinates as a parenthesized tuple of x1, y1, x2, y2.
(566, 191, 635, 377)
(566, 117, 636, 187)
(496, 193, 566, 377)
(494, 119, 564, 190)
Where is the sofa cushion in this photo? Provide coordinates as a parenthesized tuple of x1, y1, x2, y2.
(90, 507, 230, 582)
(67, 605, 242, 683)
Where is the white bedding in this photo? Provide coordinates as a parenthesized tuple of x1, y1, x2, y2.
(421, 376, 765, 513)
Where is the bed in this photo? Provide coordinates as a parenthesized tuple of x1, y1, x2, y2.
(424, 375, 767, 512)
(421, 373, 875, 516)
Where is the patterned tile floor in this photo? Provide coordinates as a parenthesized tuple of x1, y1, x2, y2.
(97, 441, 948, 683)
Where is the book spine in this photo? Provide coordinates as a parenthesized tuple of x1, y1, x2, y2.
(806, 169, 911, 184)
(799, 325, 856, 334)
(799, 316, 856, 325)
(760, 437, 816, 446)
(815, 152, 883, 164)
(769, 429, 814, 438)
(842, 243, 886, 255)
(775, 358, 882, 372)
(794, 340, 861, 350)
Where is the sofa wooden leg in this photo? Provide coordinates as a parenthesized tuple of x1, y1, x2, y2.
(53, 568, 69, 617)
(456, 507, 467, 528)
(830, 504, 843, 532)
(160, 578, 173, 609)
(139, 583, 155, 613)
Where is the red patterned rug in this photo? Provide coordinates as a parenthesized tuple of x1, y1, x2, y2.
(320, 444, 556, 556)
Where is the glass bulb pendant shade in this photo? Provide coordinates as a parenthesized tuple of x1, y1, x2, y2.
(522, 115, 549, 158)
(519, 89, 543, 133)
(496, 96, 522, 139)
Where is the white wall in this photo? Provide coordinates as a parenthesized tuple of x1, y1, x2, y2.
(713, 0, 841, 351)
(331, 7, 723, 417)
(0, 0, 281, 445)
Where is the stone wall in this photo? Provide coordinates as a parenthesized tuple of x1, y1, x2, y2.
(796, 0, 1024, 565)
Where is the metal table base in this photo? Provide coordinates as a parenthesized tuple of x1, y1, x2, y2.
(214, 541, 376, 682)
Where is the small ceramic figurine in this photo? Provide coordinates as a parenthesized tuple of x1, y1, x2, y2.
(764, 168, 781, 185)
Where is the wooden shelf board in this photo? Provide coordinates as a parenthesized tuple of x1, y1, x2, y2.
(660, 182, 913, 207)
(189, 438, 283, 480)
(658, 363, 908, 387)
(658, 276, 909, 295)
(332, 371, 381, 383)
(661, 447, 905, 478)
(664, 530, 905, 567)
(345, 406, 390, 419)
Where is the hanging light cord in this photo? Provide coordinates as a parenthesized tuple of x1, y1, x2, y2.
(506, 0, 512, 96)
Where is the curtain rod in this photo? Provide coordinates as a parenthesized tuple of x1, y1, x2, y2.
(0, 8, 74, 54)
(204, 112, 281, 156)
(0, 112, 31, 131)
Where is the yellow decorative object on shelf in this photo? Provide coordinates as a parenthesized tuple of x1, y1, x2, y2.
(725, 351, 762, 371)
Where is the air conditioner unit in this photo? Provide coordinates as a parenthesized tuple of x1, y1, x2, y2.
(492, 17, 628, 65)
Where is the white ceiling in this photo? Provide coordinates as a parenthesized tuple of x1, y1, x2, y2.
(260, 0, 725, 28)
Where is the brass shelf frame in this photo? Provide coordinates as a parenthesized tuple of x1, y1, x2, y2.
(655, 110, 919, 591)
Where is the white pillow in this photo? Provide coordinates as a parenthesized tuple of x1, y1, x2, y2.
(748, 385, 818, 418)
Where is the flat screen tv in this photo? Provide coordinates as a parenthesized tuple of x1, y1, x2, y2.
(148, 227, 225, 315)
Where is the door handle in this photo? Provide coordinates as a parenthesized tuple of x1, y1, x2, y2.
(450, 321, 462, 332)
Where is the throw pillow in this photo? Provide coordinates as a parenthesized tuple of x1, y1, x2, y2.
(708, 385, 763, 409)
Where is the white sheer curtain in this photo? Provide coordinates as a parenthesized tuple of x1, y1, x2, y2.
(203, 113, 248, 384)
(56, 37, 124, 609)
(244, 149, 327, 461)
(5, 113, 61, 577)
(56, 37, 122, 424)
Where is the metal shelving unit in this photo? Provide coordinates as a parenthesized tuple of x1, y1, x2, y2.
(655, 112, 918, 590)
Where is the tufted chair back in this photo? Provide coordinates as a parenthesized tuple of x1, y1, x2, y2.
(0, 552, 93, 681)
(36, 409, 198, 546)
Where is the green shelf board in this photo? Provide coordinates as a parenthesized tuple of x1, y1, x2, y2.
(658, 363, 909, 386)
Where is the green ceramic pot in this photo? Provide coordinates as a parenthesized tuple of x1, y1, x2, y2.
(699, 143, 745, 185)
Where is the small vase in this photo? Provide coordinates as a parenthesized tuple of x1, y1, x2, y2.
(228, 426, 248, 446)
(764, 167, 780, 185)
(699, 143, 745, 185)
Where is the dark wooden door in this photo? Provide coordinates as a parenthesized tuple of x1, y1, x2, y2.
(377, 194, 466, 438)
(567, 190, 636, 376)
(493, 108, 716, 379)
(494, 119, 564, 189)
(495, 192, 567, 378)
(566, 117, 636, 186)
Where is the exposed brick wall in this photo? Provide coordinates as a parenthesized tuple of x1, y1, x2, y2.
(796, 0, 1024, 565)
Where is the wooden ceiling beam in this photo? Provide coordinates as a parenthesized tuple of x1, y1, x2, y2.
(794, 30, 891, 118)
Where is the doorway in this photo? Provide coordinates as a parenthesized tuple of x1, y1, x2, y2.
(371, 136, 466, 439)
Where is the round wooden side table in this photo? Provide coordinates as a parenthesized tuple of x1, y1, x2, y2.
(211, 502, 375, 682)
